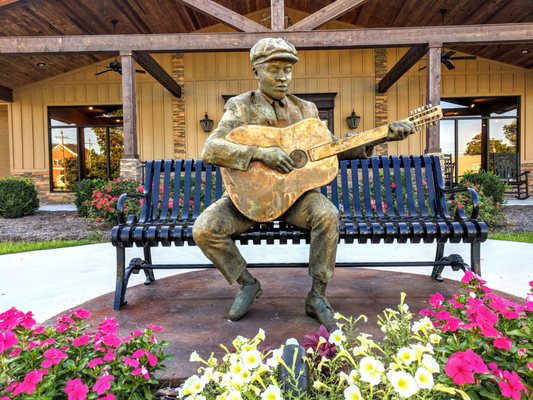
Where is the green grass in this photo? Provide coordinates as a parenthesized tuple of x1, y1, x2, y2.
(0, 237, 105, 255)
(488, 231, 533, 244)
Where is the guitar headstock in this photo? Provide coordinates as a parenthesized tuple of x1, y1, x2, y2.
(408, 104, 443, 130)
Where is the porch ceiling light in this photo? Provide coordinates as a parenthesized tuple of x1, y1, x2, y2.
(346, 110, 361, 130)
(200, 112, 214, 133)
(520, 49, 529, 54)
(36, 62, 46, 69)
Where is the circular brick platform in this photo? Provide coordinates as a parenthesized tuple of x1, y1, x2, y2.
(65, 268, 516, 384)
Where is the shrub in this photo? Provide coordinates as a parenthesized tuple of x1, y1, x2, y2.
(83, 178, 143, 225)
(448, 176, 507, 228)
(461, 170, 508, 206)
(0, 307, 171, 399)
(0, 177, 39, 218)
(74, 179, 105, 217)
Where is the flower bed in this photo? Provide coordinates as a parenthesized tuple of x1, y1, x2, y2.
(177, 273, 532, 400)
(0, 308, 170, 399)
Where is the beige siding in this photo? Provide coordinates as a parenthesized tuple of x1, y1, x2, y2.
(10, 54, 174, 172)
(0, 105, 9, 177)
(387, 48, 533, 163)
(184, 48, 376, 158)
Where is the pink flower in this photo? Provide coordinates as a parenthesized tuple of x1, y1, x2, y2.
(41, 348, 68, 368)
(12, 369, 48, 396)
(0, 331, 18, 354)
(147, 323, 164, 332)
(115, 177, 121, 183)
(123, 356, 140, 368)
(441, 316, 462, 332)
(92, 374, 114, 395)
(498, 370, 526, 400)
(132, 365, 150, 380)
(103, 350, 116, 362)
(493, 336, 513, 351)
(98, 395, 116, 400)
(101, 334, 121, 348)
(72, 309, 91, 320)
(445, 349, 488, 385)
(88, 358, 104, 368)
(73, 334, 90, 347)
(65, 378, 89, 400)
(98, 318, 118, 335)
(428, 292, 445, 308)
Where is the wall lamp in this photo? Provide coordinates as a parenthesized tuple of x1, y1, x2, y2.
(200, 112, 214, 133)
(346, 110, 361, 130)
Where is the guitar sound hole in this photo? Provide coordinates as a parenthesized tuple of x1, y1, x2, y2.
(290, 150, 308, 169)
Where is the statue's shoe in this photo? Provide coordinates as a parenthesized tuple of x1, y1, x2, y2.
(305, 291, 337, 331)
(228, 279, 262, 321)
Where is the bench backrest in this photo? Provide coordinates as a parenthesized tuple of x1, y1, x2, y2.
(492, 152, 520, 180)
(138, 155, 448, 223)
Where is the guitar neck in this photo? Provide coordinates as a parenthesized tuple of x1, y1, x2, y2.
(308, 117, 409, 162)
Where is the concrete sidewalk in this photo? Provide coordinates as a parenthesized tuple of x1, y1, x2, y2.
(2, 239, 532, 322)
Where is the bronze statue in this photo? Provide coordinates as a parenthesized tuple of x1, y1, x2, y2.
(193, 38, 415, 330)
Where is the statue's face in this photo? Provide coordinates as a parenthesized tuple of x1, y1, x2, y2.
(253, 60, 293, 101)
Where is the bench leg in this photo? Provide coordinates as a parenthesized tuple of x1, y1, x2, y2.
(114, 245, 128, 310)
(431, 242, 446, 282)
(143, 245, 156, 285)
(471, 240, 481, 276)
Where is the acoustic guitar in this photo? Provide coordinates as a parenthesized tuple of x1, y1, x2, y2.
(221, 105, 443, 222)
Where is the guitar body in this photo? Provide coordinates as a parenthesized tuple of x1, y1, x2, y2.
(221, 118, 338, 222)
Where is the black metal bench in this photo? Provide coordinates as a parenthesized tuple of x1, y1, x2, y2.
(111, 155, 488, 309)
(492, 152, 529, 200)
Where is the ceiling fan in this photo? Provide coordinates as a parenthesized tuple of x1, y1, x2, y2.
(419, 50, 477, 71)
(95, 19, 146, 76)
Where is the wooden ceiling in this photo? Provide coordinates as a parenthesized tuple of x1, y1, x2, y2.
(0, 0, 532, 91)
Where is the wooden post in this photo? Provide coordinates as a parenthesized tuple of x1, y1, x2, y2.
(425, 44, 442, 154)
(120, 51, 138, 159)
(271, 0, 285, 31)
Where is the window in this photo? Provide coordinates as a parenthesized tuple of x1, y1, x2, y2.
(48, 105, 124, 192)
(440, 96, 519, 181)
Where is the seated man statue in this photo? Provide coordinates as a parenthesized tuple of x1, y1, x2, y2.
(193, 38, 415, 330)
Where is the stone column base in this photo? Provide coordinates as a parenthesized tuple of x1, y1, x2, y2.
(120, 158, 143, 181)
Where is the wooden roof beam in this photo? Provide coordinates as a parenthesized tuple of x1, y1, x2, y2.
(378, 45, 428, 93)
(0, 23, 531, 54)
(0, 85, 13, 102)
(132, 51, 181, 98)
(287, 0, 370, 31)
(176, 0, 269, 32)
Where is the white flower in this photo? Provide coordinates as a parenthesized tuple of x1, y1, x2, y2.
(415, 367, 434, 389)
(266, 348, 283, 369)
(410, 343, 429, 360)
(401, 303, 409, 313)
(343, 384, 363, 400)
(179, 375, 205, 397)
(261, 384, 282, 400)
(286, 337, 299, 345)
(313, 380, 328, 391)
(397, 347, 416, 365)
(328, 329, 346, 346)
(256, 328, 265, 341)
(339, 369, 358, 385)
(225, 390, 243, 400)
(241, 349, 262, 370)
(429, 334, 441, 344)
(422, 354, 440, 374)
(387, 370, 419, 398)
(189, 351, 202, 362)
(412, 317, 434, 333)
(359, 356, 384, 386)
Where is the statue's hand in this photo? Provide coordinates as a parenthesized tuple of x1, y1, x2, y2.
(253, 147, 294, 174)
(387, 121, 416, 142)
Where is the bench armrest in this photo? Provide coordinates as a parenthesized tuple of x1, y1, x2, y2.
(443, 185, 480, 220)
(117, 192, 146, 224)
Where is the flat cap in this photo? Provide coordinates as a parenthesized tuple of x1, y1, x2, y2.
(250, 38, 299, 65)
